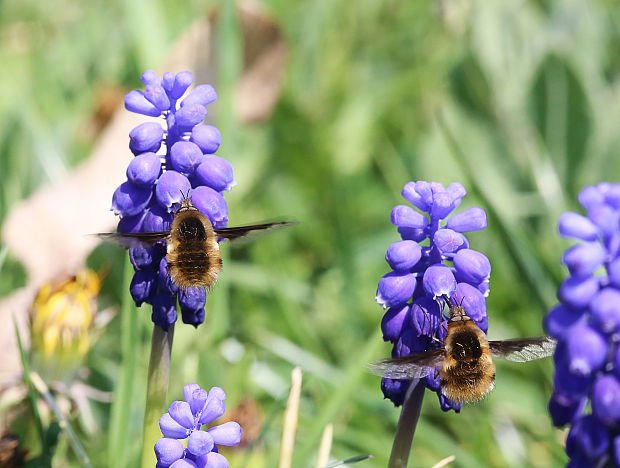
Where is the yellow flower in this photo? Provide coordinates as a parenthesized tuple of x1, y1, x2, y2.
(30, 269, 102, 382)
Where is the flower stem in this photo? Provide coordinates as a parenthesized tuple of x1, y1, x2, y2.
(13, 317, 47, 459)
(140, 323, 175, 468)
(387, 380, 425, 468)
(108, 257, 139, 468)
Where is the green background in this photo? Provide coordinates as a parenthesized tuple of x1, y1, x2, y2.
(2, 0, 619, 466)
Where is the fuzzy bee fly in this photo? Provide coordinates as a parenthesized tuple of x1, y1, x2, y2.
(97, 195, 295, 289)
(371, 296, 556, 404)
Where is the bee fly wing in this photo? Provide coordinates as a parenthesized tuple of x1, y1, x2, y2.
(488, 336, 556, 363)
(93, 231, 171, 249)
(214, 221, 297, 244)
(368, 348, 445, 380)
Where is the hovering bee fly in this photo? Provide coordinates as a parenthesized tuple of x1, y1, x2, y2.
(371, 296, 556, 404)
(97, 195, 295, 289)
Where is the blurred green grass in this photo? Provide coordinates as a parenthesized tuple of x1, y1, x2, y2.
(2, 0, 620, 466)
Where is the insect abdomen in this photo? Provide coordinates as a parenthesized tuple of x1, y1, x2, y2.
(440, 323, 496, 403)
(440, 358, 495, 403)
(167, 212, 222, 289)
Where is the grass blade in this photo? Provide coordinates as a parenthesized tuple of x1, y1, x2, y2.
(436, 112, 556, 310)
(13, 316, 46, 456)
(29, 372, 94, 468)
(295, 329, 384, 463)
(108, 256, 140, 468)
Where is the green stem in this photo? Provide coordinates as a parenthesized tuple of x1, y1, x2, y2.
(140, 323, 175, 468)
(387, 380, 425, 468)
(13, 317, 46, 457)
(108, 257, 140, 468)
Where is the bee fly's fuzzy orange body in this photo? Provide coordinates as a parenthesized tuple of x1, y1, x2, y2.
(95, 197, 295, 290)
(166, 201, 222, 289)
(440, 316, 495, 404)
(370, 301, 556, 406)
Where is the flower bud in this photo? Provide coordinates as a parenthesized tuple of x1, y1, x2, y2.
(193, 156, 235, 192)
(385, 240, 421, 271)
(127, 152, 161, 187)
(376, 271, 417, 309)
(433, 228, 467, 254)
(129, 122, 164, 154)
(445, 207, 487, 232)
(187, 431, 214, 456)
(111, 181, 152, 216)
(192, 186, 228, 228)
(559, 276, 599, 309)
(125, 90, 160, 117)
(155, 171, 191, 210)
(152, 293, 177, 330)
(174, 104, 206, 129)
(453, 249, 491, 284)
(159, 413, 189, 439)
(170, 141, 203, 176)
(562, 242, 607, 277)
(130, 269, 157, 306)
(391, 205, 428, 230)
(170, 71, 193, 99)
(144, 84, 171, 112)
(422, 265, 455, 298)
(182, 84, 217, 107)
(154, 438, 184, 466)
(190, 124, 222, 154)
(558, 212, 599, 241)
(381, 304, 410, 342)
(592, 375, 620, 426)
(207, 421, 242, 446)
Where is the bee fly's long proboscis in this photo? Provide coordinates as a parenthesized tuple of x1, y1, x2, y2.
(95, 197, 297, 289)
(369, 297, 556, 404)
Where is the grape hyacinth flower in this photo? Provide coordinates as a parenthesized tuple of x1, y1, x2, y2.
(112, 70, 235, 329)
(376, 181, 490, 412)
(545, 183, 620, 467)
(155, 383, 241, 468)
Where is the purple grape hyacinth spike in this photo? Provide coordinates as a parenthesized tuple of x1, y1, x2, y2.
(155, 383, 241, 468)
(375, 180, 490, 411)
(110, 70, 236, 328)
(545, 183, 620, 467)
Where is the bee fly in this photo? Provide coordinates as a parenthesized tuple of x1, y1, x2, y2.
(96, 195, 296, 289)
(370, 295, 556, 404)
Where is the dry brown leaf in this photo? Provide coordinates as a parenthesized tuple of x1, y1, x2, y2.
(234, 1, 287, 123)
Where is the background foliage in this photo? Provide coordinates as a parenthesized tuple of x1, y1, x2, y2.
(1, 0, 619, 466)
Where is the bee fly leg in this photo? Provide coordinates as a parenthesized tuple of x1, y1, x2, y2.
(420, 307, 428, 333)
(422, 308, 442, 345)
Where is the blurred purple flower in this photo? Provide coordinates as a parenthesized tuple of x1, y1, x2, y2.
(546, 183, 620, 467)
(155, 383, 241, 468)
(111, 70, 236, 329)
(376, 180, 490, 412)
